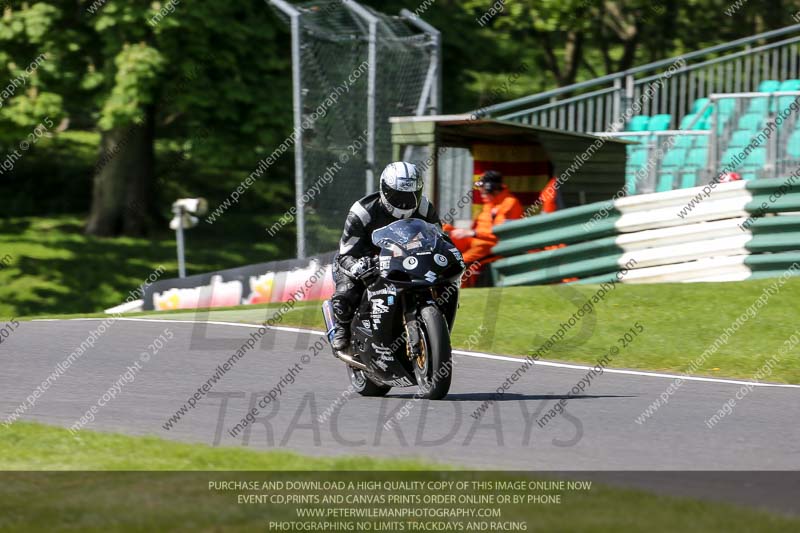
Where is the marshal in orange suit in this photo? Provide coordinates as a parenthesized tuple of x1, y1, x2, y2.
(444, 170, 523, 264)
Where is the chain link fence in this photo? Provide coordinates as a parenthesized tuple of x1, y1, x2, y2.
(270, 0, 440, 257)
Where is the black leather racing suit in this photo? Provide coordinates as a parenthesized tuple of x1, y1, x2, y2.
(331, 192, 441, 331)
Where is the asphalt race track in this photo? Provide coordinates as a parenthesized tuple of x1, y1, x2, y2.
(3, 319, 799, 514)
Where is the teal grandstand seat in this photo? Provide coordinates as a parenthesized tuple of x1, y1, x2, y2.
(656, 172, 674, 192)
(626, 116, 650, 131)
(660, 148, 686, 168)
(787, 130, 800, 158)
(728, 130, 753, 147)
(779, 79, 800, 91)
(757, 80, 781, 92)
(647, 114, 672, 130)
(628, 148, 647, 166)
(680, 171, 699, 189)
(687, 148, 707, 167)
(692, 135, 709, 148)
(777, 81, 800, 113)
(720, 147, 742, 168)
(679, 113, 698, 129)
(747, 97, 770, 114)
(720, 146, 765, 170)
(716, 97, 737, 117)
(737, 113, 762, 130)
(692, 98, 712, 117)
(673, 135, 694, 148)
(741, 146, 766, 168)
(778, 96, 798, 115)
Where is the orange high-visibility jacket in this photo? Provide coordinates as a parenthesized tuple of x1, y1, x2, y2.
(472, 188, 523, 244)
(443, 189, 524, 264)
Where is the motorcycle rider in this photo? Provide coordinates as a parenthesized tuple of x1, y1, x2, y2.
(330, 161, 441, 351)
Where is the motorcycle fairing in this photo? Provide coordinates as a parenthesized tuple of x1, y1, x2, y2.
(351, 276, 417, 386)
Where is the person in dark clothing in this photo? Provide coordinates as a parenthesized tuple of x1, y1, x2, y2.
(330, 161, 441, 351)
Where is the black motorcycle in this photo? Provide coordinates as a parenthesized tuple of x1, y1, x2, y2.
(322, 219, 465, 400)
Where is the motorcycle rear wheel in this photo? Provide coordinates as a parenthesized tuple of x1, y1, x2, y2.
(347, 366, 391, 397)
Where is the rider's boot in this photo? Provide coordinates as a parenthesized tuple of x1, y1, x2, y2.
(331, 324, 351, 352)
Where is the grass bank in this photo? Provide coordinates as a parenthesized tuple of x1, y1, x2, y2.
(0, 422, 796, 532)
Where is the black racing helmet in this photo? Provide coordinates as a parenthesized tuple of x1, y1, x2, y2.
(379, 161, 423, 218)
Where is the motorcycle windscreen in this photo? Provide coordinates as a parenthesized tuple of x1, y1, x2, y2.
(371, 218, 440, 256)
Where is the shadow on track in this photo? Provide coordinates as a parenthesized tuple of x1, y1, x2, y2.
(384, 393, 636, 402)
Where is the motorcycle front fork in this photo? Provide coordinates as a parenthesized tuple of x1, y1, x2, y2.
(401, 293, 422, 359)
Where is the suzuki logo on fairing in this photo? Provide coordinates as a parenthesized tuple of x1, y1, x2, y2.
(424, 271, 437, 283)
(402, 257, 419, 270)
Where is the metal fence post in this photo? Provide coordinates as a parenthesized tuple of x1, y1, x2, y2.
(270, 0, 305, 258)
(401, 8, 441, 116)
(345, 1, 379, 195)
(709, 97, 717, 182)
(612, 78, 623, 131)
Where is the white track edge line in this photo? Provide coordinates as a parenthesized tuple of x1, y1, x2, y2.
(32, 317, 800, 389)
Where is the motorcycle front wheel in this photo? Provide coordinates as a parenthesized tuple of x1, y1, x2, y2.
(414, 305, 453, 400)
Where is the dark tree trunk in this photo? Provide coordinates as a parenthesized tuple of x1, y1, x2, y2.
(85, 105, 156, 237)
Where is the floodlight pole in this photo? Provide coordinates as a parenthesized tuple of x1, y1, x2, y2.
(270, 0, 306, 258)
(345, 1, 379, 195)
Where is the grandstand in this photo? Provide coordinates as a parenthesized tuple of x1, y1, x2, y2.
(475, 24, 800, 285)
(482, 23, 800, 197)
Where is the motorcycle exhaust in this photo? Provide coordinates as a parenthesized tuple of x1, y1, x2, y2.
(335, 351, 369, 371)
(323, 300, 369, 371)
(321, 300, 336, 343)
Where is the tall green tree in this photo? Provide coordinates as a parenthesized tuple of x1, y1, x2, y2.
(1, 1, 290, 236)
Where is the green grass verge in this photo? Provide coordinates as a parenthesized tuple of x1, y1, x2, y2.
(0, 423, 797, 532)
(0, 216, 295, 318)
(116, 278, 800, 384)
(0, 422, 429, 471)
